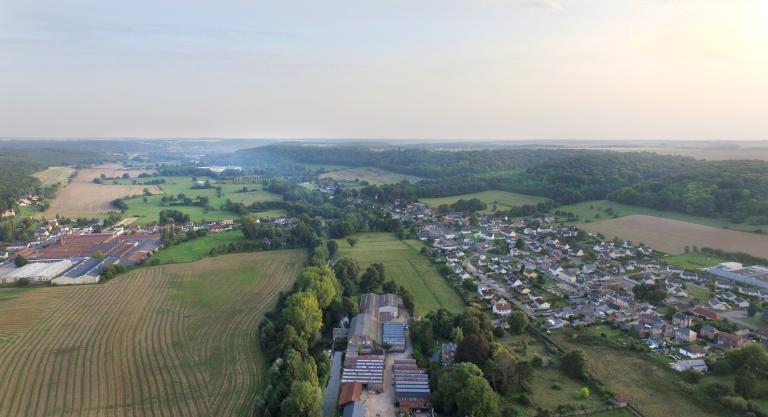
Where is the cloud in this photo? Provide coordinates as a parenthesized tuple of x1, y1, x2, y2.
(521, 0, 564, 12)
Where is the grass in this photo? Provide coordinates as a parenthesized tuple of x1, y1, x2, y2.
(663, 253, 724, 270)
(587, 409, 636, 417)
(334, 233, 465, 315)
(686, 283, 712, 302)
(111, 176, 283, 225)
(528, 366, 604, 411)
(552, 329, 725, 417)
(421, 190, 549, 213)
(0, 250, 305, 417)
(151, 230, 244, 264)
(32, 166, 76, 187)
(555, 200, 762, 233)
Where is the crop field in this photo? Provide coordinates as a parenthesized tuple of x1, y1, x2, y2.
(0, 250, 304, 417)
(151, 230, 244, 264)
(557, 200, 761, 233)
(578, 215, 768, 257)
(552, 331, 722, 417)
(33, 166, 76, 187)
(44, 164, 161, 219)
(334, 233, 464, 315)
(319, 167, 423, 185)
(112, 176, 283, 225)
(421, 190, 549, 213)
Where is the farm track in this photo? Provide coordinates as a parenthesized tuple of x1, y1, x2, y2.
(0, 250, 303, 417)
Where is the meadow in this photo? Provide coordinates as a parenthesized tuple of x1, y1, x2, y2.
(32, 166, 76, 187)
(112, 176, 283, 225)
(556, 200, 762, 233)
(662, 252, 724, 270)
(421, 190, 549, 213)
(334, 232, 464, 315)
(0, 250, 304, 417)
(151, 230, 244, 264)
(319, 167, 424, 185)
(578, 215, 768, 257)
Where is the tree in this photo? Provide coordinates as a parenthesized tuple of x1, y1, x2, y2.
(561, 350, 588, 381)
(296, 265, 339, 309)
(359, 263, 385, 293)
(280, 381, 322, 417)
(326, 240, 339, 258)
(346, 237, 358, 247)
(283, 292, 323, 343)
(747, 301, 760, 317)
(487, 344, 518, 393)
(455, 333, 491, 369)
(435, 363, 500, 417)
(14, 254, 28, 268)
(334, 258, 360, 295)
(734, 366, 757, 399)
(580, 387, 590, 399)
(507, 311, 529, 335)
(451, 326, 464, 344)
(410, 320, 435, 355)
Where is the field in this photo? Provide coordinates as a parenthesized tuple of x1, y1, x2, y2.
(686, 283, 712, 302)
(0, 250, 304, 417)
(334, 233, 464, 315)
(578, 215, 768, 257)
(115, 176, 283, 225)
(557, 200, 762, 233)
(319, 167, 423, 185)
(662, 253, 724, 270)
(151, 230, 244, 264)
(421, 190, 549, 213)
(44, 164, 161, 219)
(33, 166, 76, 187)
(552, 329, 722, 417)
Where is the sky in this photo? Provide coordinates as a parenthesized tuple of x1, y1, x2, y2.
(1, 0, 767, 140)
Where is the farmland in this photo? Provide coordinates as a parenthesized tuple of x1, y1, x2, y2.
(556, 200, 761, 233)
(334, 232, 464, 315)
(32, 166, 76, 187)
(421, 190, 549, 213)
(319, 167, 423, 185)
(44, 164, 161, 219)
(115, 176, 283, 225)
(0, 250, 304, 417)
(578, 215, 768, 257)
(151, 230, 244, 264)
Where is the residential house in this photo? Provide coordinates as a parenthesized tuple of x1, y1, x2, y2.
(673, 359, 708, 373)
(679, 345, 707, 359)
(492, 300, 513, 316)
(672, 313, 694, 328)
(716, 332, 745, 348)
(700, 325, 718, 340)
(675, 328, 697, 343)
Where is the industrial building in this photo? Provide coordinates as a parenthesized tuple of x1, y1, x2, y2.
(0, 260, 73, 284)
(394, 359, 432, 414)
(705, 263, 768, 289)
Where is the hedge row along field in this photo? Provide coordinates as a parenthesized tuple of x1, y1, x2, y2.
(0, 250, 304, 417)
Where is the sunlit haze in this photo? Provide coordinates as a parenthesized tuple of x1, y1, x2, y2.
(1, 0, 766, 139)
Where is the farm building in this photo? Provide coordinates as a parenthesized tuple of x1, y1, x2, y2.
(382, 322, 406, 352)
(0, 260, 73, 284)
(394, 359, 432, 414)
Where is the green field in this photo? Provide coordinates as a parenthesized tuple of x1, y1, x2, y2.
(319, 167, 423, 186)
(32, 166, 76, 187)
(556, 200, 761, 233)
(334, 233, 464, 315)
(110, 176, 283, 225)
(663, 253, 723, 270)
(421, 190, 549, 213)
(151, 230, 244, 264)
(587, 409, 636, 417)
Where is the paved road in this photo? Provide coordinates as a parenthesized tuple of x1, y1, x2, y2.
(322, 351, 343, 417)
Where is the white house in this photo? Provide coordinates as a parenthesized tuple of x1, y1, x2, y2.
(673, 359, 708, 373)
(493, 300, 513, 316)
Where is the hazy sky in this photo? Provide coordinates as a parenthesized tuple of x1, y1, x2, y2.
(1, 0, 767, 140)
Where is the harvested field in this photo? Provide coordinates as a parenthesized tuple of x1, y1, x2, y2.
(0, 250, 304, 417)
(44, 164, 160, 218)
(320, 167, 423, 185)
(579, 215, 768, 257)
(33, 166, 76, 187)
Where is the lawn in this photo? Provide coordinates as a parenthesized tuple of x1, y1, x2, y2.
(662, 253, 724, 270)
(151, 230, 244, 264)
(421, 190, 549, 213)
(334, 233, 465, 315)
(555, 200, 762, 233)
(686, 283, 712, 302)
(111, 176, 283, 225)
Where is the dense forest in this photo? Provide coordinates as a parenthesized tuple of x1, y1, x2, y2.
(233, 144, 768, 224)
